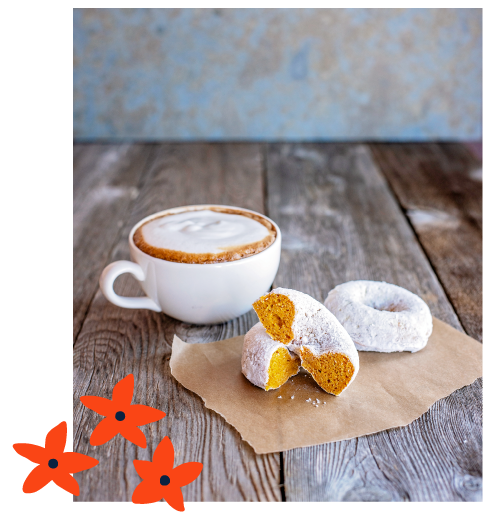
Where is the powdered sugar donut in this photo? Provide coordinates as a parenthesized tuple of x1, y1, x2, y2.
(324, 280, 433, 353)
(242, 322, 300, 391)
(253, 288, 359, 395)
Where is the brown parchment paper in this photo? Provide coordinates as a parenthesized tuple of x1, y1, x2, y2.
(170, 317, 482, 454)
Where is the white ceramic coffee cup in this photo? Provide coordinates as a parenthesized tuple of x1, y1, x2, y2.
(99, 205, 281, 324)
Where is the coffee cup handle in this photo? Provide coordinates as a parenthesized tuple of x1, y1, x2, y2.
(99, 261, 161, 312)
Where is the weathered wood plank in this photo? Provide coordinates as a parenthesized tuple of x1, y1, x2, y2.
(72, 144, 85, 171)
(73, 144, 155, 341)
(266, 143, 481, 501)
(74, 144, 129, 205)
(73, 143, 281, 502)
(370, 143, 482, 341)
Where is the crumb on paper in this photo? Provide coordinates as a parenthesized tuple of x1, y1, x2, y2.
(324, 402, 326, 404)
(291, 395, 295, 399)
(316, 399, 320, 403)
(278, 396, 282, 399)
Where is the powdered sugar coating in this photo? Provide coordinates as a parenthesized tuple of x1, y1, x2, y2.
(242, 322, 299, 390)
(324, 280, 432, 353)
(270, 287, 360, 393)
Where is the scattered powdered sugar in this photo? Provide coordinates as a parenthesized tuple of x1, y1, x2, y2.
(324, 280, 432, 353)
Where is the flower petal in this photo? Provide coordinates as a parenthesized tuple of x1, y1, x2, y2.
(132, 479, 164, 504)
(52, 471, 80, 496)
(13, 443, 46, 464)
(80, 395, 113, 416)
(60, 452, 99, 473)
(22, 465, 52, 493)
(119, 424, 147, 448)
(89, 417, 119, 446)
(172, 462, 203, 487)
(163, 485, 185, 512)
(126, 404, 166, 426)
(112, 374, 134, 405)
(134, 459, 155, 480)
(45, 422, 67, 454)
(153, 436, 174, 469)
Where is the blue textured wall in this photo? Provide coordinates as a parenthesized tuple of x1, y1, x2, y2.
(73, 8, 482, 141)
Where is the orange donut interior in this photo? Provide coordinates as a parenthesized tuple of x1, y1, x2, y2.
(299, 347, 355, 396)
(254, 292, 355, 395)
(253, 293, 295, 344)
(265, 347, 300, 391)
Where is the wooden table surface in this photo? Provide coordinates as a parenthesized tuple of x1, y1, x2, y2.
(73, 142, 482, 502)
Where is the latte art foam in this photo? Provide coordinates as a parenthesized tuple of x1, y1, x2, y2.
(142, 210, 269, 252)
(133, 208, 276, 264)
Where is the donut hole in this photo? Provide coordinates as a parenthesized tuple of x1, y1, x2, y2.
(367, 299, 407, 313)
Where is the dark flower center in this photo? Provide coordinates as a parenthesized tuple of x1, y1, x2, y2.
(160, 475, 171, 486)
(48, 459, 58, 469)
(115, 411, 126, 421)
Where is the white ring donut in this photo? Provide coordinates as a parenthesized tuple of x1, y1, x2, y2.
(324, 280, 432, 353)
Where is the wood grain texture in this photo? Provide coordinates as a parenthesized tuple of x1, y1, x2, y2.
(72, 143, 85, 171)
(265, 143, 482, 501)
(73, 144, 155, 341)
(370, 143, 482, 341)
(73, 143, 281, 502)
(74, 144, 131, 212)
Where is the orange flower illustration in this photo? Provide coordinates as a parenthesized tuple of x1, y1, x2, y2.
(13, 421, 98, 495)
(80, 373, 166, 448)
(132, 436, 203, 510)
